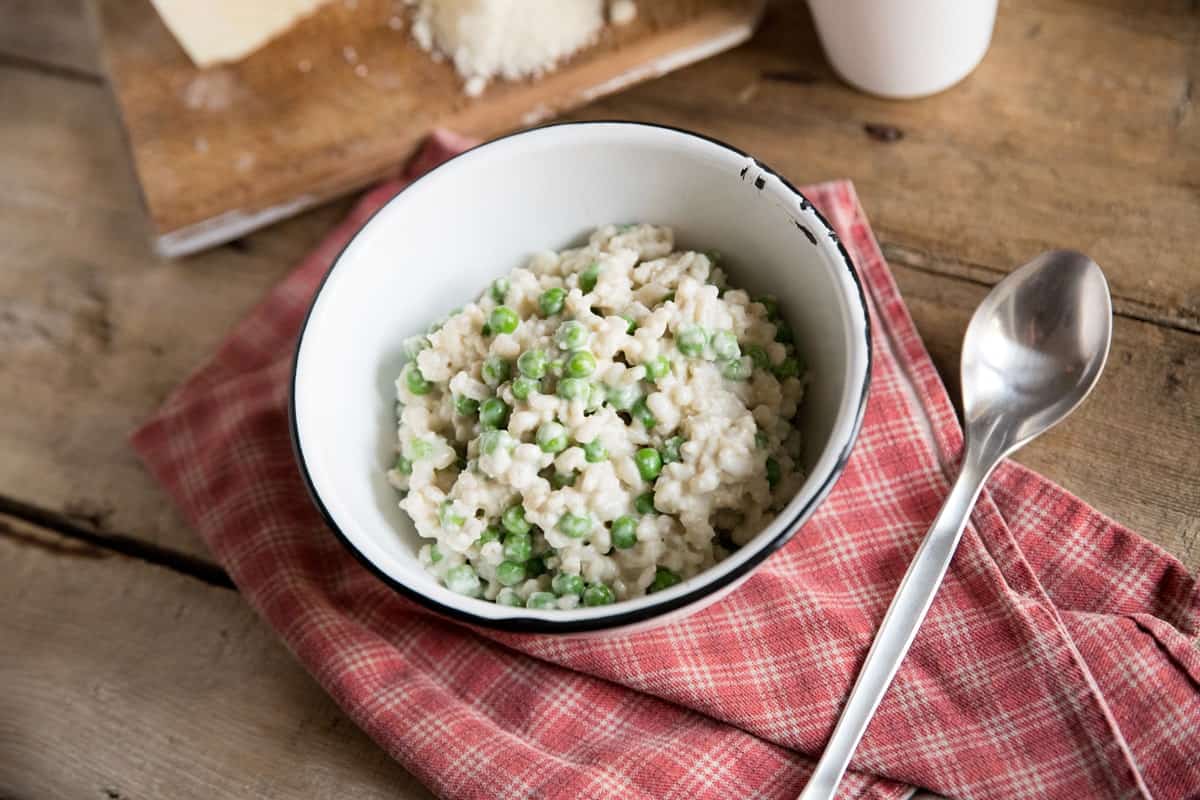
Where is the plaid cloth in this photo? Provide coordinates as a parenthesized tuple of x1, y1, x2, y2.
(132, 132, 1200, 800)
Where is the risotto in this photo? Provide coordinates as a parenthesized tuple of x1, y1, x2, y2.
(387, 224, 807, 609)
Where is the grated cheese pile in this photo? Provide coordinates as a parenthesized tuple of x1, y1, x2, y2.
(411, 0, 637, 96)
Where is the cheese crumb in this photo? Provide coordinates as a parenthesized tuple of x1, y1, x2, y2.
(610, 0, 636, 25)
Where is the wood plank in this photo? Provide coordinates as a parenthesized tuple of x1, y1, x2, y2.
(92, 0, 764, 252)
(0, 0, 99, 77)
(0, 4, 1197, 571)
(0, 512, 434, 799)
(890, 263, 1200, 572)
(0, 63, 349, 560)
(566, 0, 1200, 332)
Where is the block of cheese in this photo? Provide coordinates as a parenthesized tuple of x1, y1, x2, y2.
(149, 0, 331, 67)
(412, 0, 608, 95)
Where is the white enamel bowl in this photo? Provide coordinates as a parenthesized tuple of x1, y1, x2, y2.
(291, 122, 871, 635)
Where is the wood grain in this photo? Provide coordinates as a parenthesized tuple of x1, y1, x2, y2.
(2, 28, 1198, 572)
(0, 513, 434, 799)
(0, 4, 1196, 798)
(92, 0, 764, 252)
(568, 0, 1200, 332)
(0, 0, 98, 77)
(892, 264, 1200, 571)
(0, 63, 348, 561)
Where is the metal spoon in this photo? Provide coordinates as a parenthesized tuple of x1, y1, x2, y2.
(798, 250, 1112, 800)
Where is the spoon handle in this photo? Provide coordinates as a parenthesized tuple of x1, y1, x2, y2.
(797, 453, 996, 800)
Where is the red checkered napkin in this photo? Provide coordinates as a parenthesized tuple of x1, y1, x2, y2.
(133, 132, 1200, 800)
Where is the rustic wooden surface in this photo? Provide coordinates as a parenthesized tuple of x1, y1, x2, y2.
(0, 0, 1196, 797)
(94, 0, 764, 253)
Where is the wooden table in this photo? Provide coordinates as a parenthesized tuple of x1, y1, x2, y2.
(1, 1, 1196, 797)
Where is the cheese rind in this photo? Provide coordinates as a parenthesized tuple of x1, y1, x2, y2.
(150, 0, 331, 67)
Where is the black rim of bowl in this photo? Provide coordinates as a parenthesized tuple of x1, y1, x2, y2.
(289, 120, 873, 634)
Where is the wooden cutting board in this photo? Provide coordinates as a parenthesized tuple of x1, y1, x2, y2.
(90, 0, 765, 256)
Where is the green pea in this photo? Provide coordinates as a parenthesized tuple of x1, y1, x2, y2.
(643, 355, 670, 382)
(539, 287, 566, 316)
(482, 356, 511, 387)
(558, 377, 590, 401)
(607, 383, 642, 411)
(409, 438, 434, 460)
(721, 357, 752, 381)
(649, 566, 681, 593)
(489, 306, 519, 335)
(481, 323, 492, 337)
(756, 295, 779, 319)
(550, 471, 577, 489)
(496, 588, 522, 607)
(503, 531, 532, 563)
(525, 555, 547, 577)
(490, 277, 509, 303)
(635, 492, 657, 515)
(755, 430, 769, 450)
(555, 320, 589, 351)
(676, 325, 708, 357)
(746, 344, 771, 371)
(661, 436, 684, 465)
(635, 447, 662, 481)
(517, 349, 547, 379)
(454, 394, 479, 416)
(526, 591, 557, 609)
(404, 363, 432, 395)
(773, 357, 801, 380)
(631, 397, 656, 430)
(583, 438, 607, 463)
(429, 543, 443, 563)
(585, 382, 607, 412)
(477, 526, 502, 545)
(439, 501, 466, 529)
(511, 376, 540, 400)
(774, 320, 794, 344)
(766, 457, 781, 488)
(501, 505, 531, 536)
(610, 515, 637, 549)
(394, 454, 413, 474)
(536, 421, 569, 453)
(557, 512, 592, 538)
(496, 560, 526, 587)
(445, 565, 481, 596)
(580, 261, 601, 293)
(478, 429, 511, 455)
(565, 350, 597, 378)
(552, 573, 585, 596)
(621, 314, 637, 334)
(711, 330, 740, 360)
(583, 584, 615, 606)
(479, 397, 510, 429)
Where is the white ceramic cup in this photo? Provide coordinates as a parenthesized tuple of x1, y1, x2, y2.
(807, 0, 998, 99)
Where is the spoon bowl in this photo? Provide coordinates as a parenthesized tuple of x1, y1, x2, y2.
(962, 250, 1112, 459)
